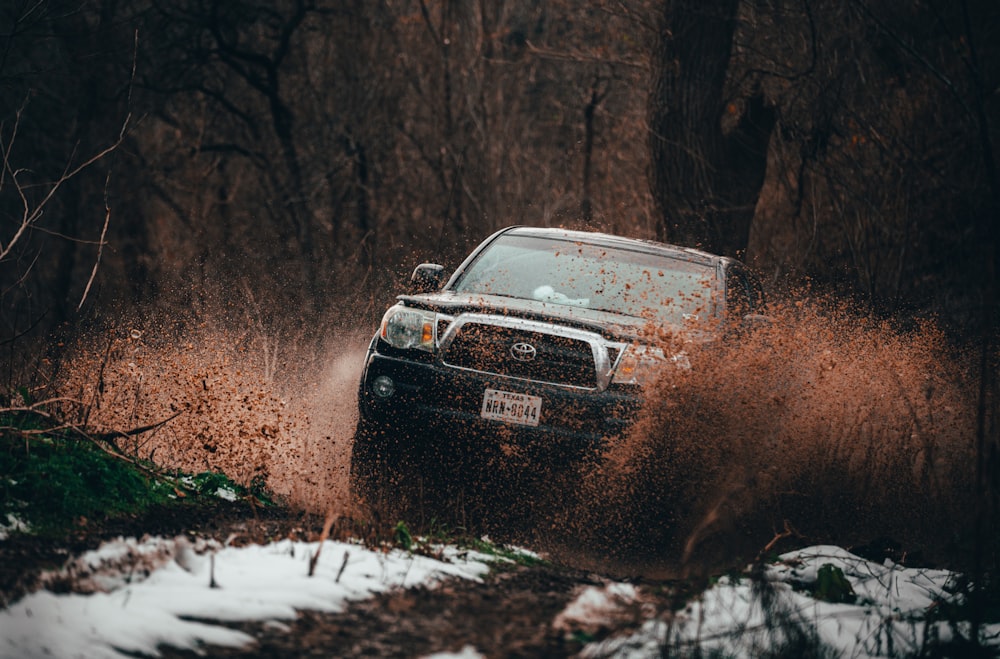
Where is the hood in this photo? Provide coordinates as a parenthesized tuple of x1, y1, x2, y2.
(397, 291, 714, 344)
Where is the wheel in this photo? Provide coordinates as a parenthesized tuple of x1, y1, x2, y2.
(349, 413, 402, 514)
(349, 413, 463, 527)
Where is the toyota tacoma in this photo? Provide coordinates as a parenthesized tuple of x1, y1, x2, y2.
(350, 226, 764, 512)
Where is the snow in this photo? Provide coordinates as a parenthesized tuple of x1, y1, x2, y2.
(0, 536, 495, 659)
(0, 514, 29, 542)
(424, 646, 486, 659)
(1, 538, 997, 658)
(214, 486, 239, 501)
(574, 545, 1000, 658)
(553, 581, 649, 632)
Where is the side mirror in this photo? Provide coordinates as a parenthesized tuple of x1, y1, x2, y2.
(410, 263, 446, 294)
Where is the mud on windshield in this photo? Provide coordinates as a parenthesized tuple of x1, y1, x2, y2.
(451, 234, 719, 328)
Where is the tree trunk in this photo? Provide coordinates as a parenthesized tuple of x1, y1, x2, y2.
(647, 0, 773, 257)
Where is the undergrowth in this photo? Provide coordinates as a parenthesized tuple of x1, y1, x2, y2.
(0, 408, 268, 539)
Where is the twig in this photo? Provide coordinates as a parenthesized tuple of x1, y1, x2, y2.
(308, 508, 340, 577)
(3, 404, 183, 451)
(209, 553, 219, 588)
(2, 403, 184, 484)
(335, 550, 350, 583)
(758, 520, 803, 561)
(78, 29, 137, 310)
(77, 175, 111, 311)
(88, 410, 185, 449)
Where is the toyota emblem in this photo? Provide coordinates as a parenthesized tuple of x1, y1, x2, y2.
(509, 342, 537, 362)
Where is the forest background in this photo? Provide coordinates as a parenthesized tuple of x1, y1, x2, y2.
(3, 0, 998, 343)
(1, 0, 999, 567)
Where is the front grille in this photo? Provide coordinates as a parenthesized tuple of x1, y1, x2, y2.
(442, 321, 598, 389)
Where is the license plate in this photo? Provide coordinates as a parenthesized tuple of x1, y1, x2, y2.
(480, 388, 542, 427)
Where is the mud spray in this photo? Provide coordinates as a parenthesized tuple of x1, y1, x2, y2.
(55, 295, 982, 578)
(546, 296, 980, 577)
(55, 316, 369, 519)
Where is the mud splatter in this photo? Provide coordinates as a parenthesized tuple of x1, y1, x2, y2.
(561, 296, 979, 575)
(52, 295, 984, 578)
(55, 319, 369, 517)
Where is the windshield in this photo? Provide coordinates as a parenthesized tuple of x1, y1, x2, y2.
(451, 234, 719, 327)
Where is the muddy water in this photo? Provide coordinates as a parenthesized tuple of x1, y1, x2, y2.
(58, 298, 982, 577)
(409, 298, 980, 578)
(548, 300, 980, 576)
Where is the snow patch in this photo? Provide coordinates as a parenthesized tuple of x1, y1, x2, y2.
(554, 581, 652, 633)
(0, 536, 494, 659)
(0, 514, 29, 541)
(215, 485, 239, 501)
(421, 645, 486, 659)
(577, 545, 1000, 658)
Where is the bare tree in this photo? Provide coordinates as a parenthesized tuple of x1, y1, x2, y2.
(0, 0, 133, 384)
(740, 0, 997, 318)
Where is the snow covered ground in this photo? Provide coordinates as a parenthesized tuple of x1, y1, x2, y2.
(577, 545, 1000, 658)
(0, 536, 496, 658)
(1, 537, 997, 658)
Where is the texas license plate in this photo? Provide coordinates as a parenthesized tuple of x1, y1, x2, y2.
(480, 388, 542, 427)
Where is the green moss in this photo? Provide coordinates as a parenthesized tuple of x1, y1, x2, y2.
(1, 428, 170, 536)
(813, 563, 856, 604)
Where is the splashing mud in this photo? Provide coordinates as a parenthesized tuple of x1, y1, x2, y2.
(55, 319, 369, 517)
(553, 296, 979, 576)
(53, 295, 982, 579)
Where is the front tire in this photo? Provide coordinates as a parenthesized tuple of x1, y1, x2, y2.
(348, 413, 402, 512)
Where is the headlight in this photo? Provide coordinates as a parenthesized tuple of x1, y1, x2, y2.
(611, 345, 690, 386)
(379, 305, 442, 352)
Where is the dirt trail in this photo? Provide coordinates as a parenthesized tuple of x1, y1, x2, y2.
(157, 559, 610, 658)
